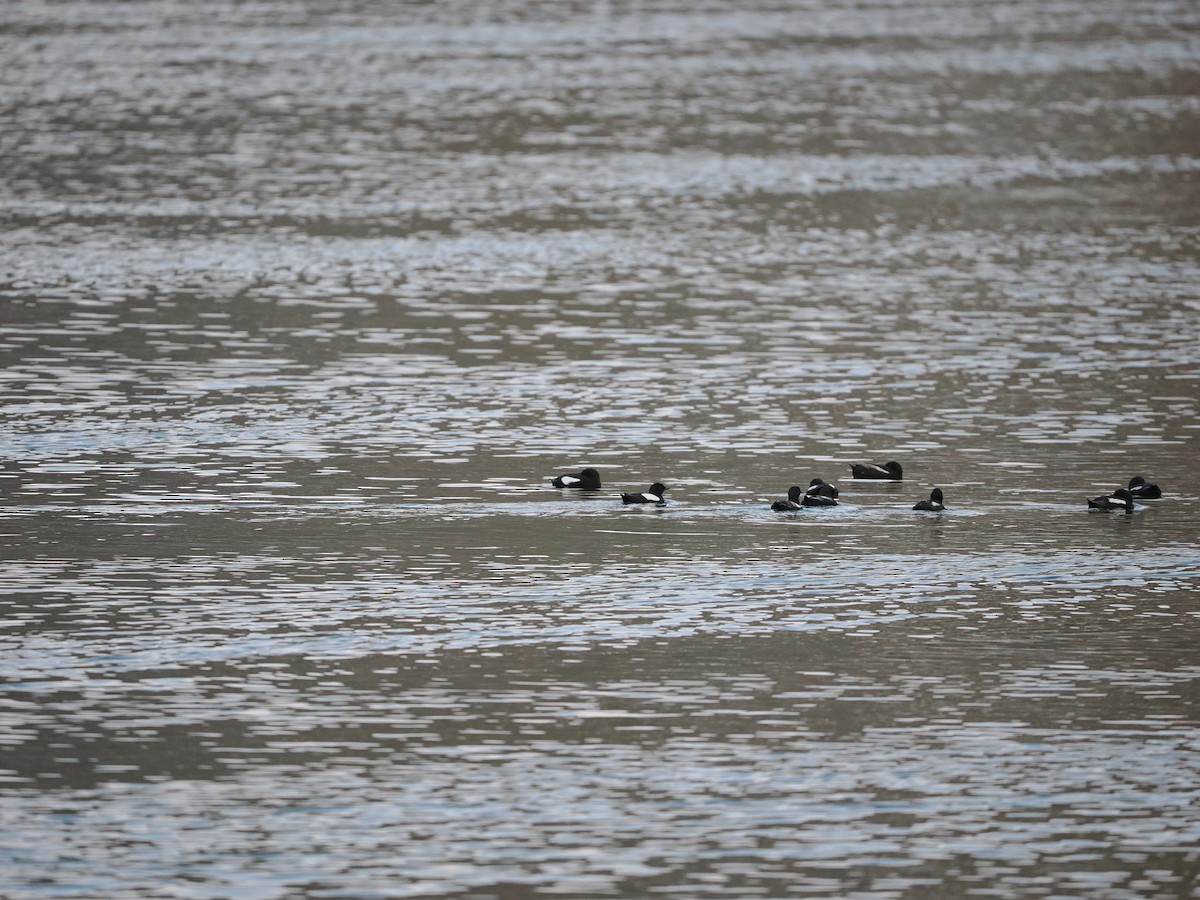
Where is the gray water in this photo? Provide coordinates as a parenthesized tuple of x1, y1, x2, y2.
(2, 1, 1200, 897)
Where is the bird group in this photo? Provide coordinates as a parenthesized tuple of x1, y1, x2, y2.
(553, 462, 1162, 514)
(770, 478, 840, 511)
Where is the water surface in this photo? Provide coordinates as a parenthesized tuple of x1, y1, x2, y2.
(2, 0, 1199, 897)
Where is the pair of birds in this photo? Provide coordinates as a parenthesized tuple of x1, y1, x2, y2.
(827, 459, 942, 510)
(1087, 476, 1162, 512)
(553, 461, 903, 493)
(550, 468, 667, 504)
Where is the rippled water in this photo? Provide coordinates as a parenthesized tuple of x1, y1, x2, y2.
(2, 1, 1199, 897)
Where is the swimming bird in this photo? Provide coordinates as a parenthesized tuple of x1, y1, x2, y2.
(913, 488, 945, 512)
(621, 483, 668, 504)
(551, 467, 601, 490)
(850, 460, 903, 480)
(1127, 476, 1161, 499)
(1087, 488, 1134, 512)
(806, 477, 840, 498)
(772, 486, 804, 511)
(801, 487, 839, 507)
